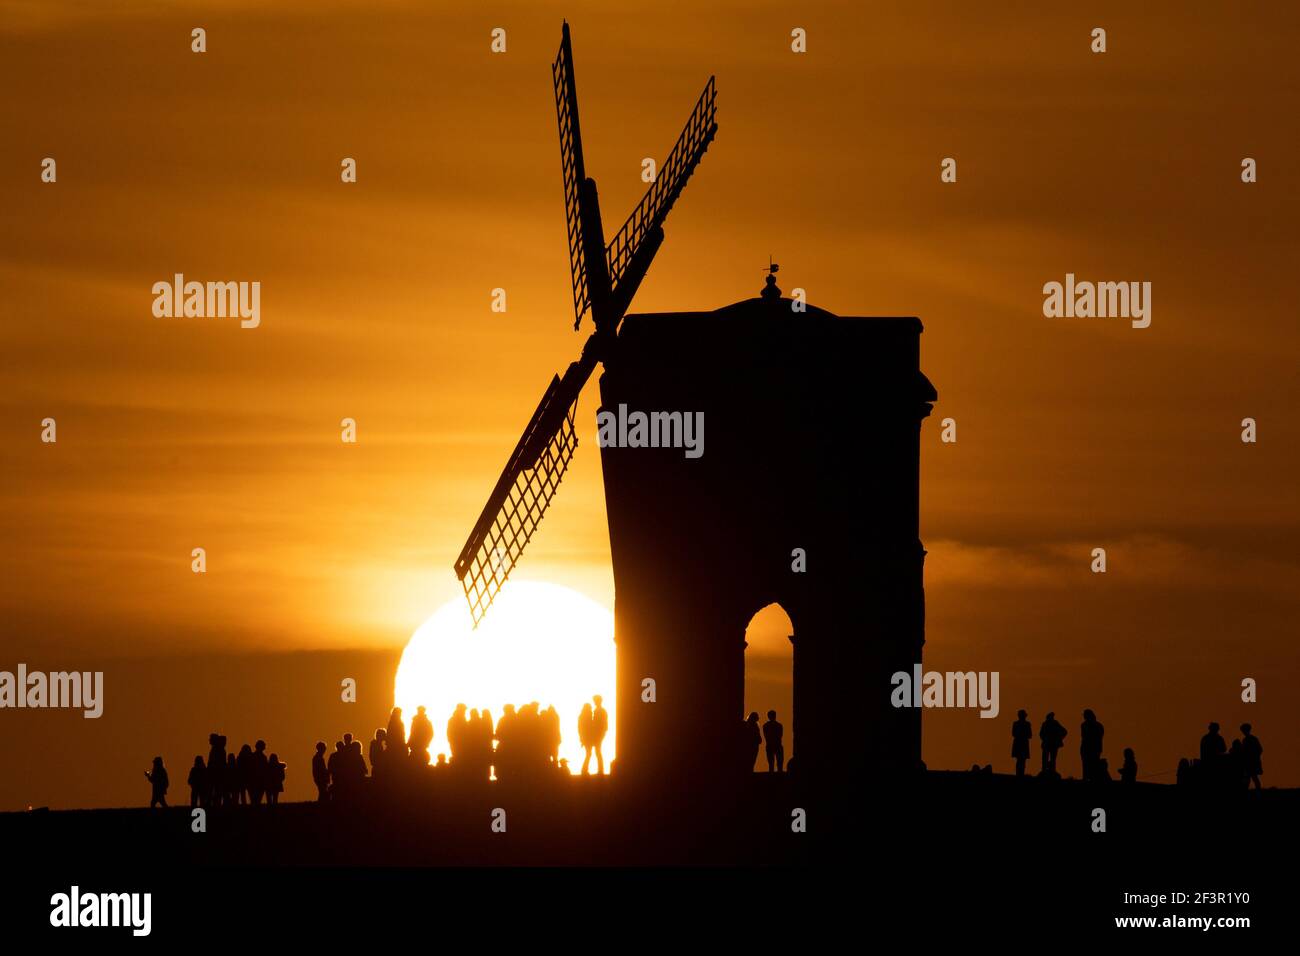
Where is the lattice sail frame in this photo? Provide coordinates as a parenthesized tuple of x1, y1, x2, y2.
(605, 76, 718, 301)
(553, 26, 591, 330)
(455, 25, 719, 628)
(455, 378, 579, 627)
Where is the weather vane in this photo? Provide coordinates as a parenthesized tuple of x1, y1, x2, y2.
(761, 255, 781, 300)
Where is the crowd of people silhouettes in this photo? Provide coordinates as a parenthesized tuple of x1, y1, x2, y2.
(1008, 709, 1265, 788)
(148, 696, 613, 808)
(355, 697, 610, 790)
(1178, 722, 1265, 790)
(141, 735, 289, 809)
(145, 702, 1266, 806)
(1005, 708, 1113, 781)
(175, 735, 288, 808)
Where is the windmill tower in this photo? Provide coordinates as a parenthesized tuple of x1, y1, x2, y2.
(455, 23, 936, 788)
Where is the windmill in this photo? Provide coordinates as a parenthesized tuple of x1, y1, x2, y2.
(453, 22, 719, 627)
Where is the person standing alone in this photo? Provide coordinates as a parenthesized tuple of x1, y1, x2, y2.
(584, 695, 608, 775)
(1011, 710, 1032, 778)
(762, 710, 785, 773)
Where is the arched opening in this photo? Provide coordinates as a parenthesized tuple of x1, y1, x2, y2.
(743, 603, 794, 772)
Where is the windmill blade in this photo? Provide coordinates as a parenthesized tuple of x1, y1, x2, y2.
(605, 76, 718, 310)
(554, 21, 611, 331)
(454, 371, 583, 627)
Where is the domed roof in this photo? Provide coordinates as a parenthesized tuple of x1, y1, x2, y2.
(711, 296, 841, 321)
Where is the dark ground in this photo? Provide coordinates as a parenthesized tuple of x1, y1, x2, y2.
(3, 771, 1291, 939)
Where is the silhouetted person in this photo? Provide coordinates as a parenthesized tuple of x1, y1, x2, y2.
(512, 704, 529, 773)
(236, 743, 254, 805)
(409, 706, 434, 763)
(1038, 712, 1066, 777)
(267, 753, 286, 804)
(386, 707, 407, 761)
(348, 737, 367, 783)
(469, 707, 483, 770)
(577, 703, 594, 776)
(762, 710, 784, 773)
(312, 742, 329, 801)
(1199, 721, 1226, 762)
(329, 736, 366, 800)
(509, 702, 537, 777)
(207, 733, 227, 808)
(1080, 709, 1104, 782)
(1227, 739, 1248, 790)
(250, 739, 270, 804)
(744, 712, 762, 772)
(145, 756, 169, 808)
(369, 728, 387, 780)
(1011, 709, 1032, 778)
(590, 695, 609, 774)
(522, 701, 549, 776)
(477, 708, 495, 780)
(1119, 748, 1137, 785)
(497, 704, 518, 780)
(225, 754, 239, 806)
(1200, 722, 1226, 786)
(523, 703, 537, 769)
(1176, 757, 1191, 787)
(327, 741, 345, 797)
(544, 705, 562, 767)
(447, 704, 469, 766)
(1240, 723, 1263, 790)
(188, 756, 206, 808)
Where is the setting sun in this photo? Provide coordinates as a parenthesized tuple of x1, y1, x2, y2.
(394, 581, 616, 772)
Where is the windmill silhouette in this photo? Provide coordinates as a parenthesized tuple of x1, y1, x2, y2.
(455, 22, 937, 788)
(454, 21, 718, 626)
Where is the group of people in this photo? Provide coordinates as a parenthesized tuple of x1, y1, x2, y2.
(739, 710, 786, 773)
(1177, 722, 1265, 790)
(146, 698, 612, 808)
(145, 703, 1269, 805)
(1009, 709, 1266, 789)
(311, 734, 369, 801)
(149, 702, 782, 807)
(304, 695, 611, 801)
(1011, 709, 1117, 782)
(438, 702, 565, 781)
(143, 734, 288, 809)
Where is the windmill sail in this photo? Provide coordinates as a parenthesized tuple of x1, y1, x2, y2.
(454, 373, 581, 627)
(548, 22, 590, 330)
(554, 22, 608, 331)
(605, 77, 718, 303)
(453, 22, 718, 627)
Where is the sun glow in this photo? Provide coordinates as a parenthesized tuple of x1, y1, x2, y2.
(394, 581, 615, 771)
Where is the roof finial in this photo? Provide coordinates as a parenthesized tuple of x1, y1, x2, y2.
(761, 255, 781, 301)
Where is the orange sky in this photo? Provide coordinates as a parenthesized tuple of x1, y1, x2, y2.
(1, 1, 1298, 807)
